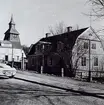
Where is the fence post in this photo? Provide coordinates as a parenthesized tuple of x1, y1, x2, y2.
(90, 71, 92, 81)
(61, 68, 64, 77)
(41, 66, 43, 74)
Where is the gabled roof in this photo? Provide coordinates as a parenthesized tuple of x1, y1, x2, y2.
(28, 27, 88, 55)
(40, 27, 88, 43)
(28, 44, 36, 55)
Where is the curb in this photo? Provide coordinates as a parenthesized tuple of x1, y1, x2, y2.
(14, 76, 104, 99)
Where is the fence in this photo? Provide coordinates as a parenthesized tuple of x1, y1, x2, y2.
(75, 70, 104, 81)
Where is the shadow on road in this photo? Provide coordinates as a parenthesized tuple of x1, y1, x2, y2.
(14, 77, 104, 100)
(0, 76, 9, 79)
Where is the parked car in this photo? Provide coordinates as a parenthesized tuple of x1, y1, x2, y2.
(0, 63, 17, 78)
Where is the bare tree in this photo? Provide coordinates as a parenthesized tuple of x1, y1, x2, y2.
(49, 22, 67, 35)
(89, 0, 104, 18)
(22, 45, 30, 56)
(72, 39, 88, 71)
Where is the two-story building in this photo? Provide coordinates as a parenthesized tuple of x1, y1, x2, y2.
(28, 27, 89, 77)
(28, 26, 104, 77)
(72, 26, 104, 78)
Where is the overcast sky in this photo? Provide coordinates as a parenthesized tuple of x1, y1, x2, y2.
(0, 0, 103, 46)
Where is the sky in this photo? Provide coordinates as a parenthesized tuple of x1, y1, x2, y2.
(0, 0, 103, 46)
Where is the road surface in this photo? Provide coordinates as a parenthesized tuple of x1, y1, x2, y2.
(0, 77, 104, 105)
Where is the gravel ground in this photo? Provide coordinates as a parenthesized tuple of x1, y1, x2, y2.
(0, 77, 104, 105)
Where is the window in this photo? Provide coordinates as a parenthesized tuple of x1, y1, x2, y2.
(92, 43, 96, 49)
(50, 58, 52, 65)
(17, 56, 19, 60)
(37, 45, 40, 51)
(5, 55, 8, 61)
(32, 58, 35, 65)
(81, 57, 86, 66)
(36, 44, 41, 51)
(47, 57, 53, 66)
(94, 57, 98, 66)
(42, 45, 44, 50)
(13, 34, 17, 38)
(84, 42, 88, 49)
(57, 41, 64, 51)
(89, 33, 92, 36)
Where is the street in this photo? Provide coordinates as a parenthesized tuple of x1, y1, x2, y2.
(0, 73, 104, 105)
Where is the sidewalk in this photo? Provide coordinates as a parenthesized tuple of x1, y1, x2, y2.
(15, 70, 104, 98)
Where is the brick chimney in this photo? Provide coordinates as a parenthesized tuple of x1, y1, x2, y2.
(46, 33, 50, 38)
(67, 26, 72, 32)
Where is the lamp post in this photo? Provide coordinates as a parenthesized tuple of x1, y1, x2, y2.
(41, 44, 44, 74)
(11, 43, 14, 68)
(88, 39, 92, 82)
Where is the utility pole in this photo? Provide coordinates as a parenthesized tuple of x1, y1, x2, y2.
(11, 44, 14, 68)
(41, 44, 44, 74)
(21, 52, 24, 70)
(78, 38, 92, 82)
(88, 39, 91, 82)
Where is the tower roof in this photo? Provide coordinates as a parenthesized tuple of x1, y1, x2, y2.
(9, 15, 15, 25)
(4, 28, 19, 35)
(4, 15, 19, 35)
(4, 15, 22, 49)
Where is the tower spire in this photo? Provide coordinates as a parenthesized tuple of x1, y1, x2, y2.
(9, 14, 15, 26)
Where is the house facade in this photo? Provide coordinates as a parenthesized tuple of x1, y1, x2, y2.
(27, 26, 104, 77)
(72, 27, 104, 78)
(0, 16, 26, 69)
(27, 27, 88, 77)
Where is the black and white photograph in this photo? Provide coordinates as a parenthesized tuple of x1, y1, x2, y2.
(0, 0, 104, 105)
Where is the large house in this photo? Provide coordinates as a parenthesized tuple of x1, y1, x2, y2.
(27, 26, 104, 77)
(0, 16, 26, 69)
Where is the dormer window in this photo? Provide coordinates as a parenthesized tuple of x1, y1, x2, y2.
(57, 41, 64, 51)
(42, 45, 44, 49)
(36, 44, 41, 51)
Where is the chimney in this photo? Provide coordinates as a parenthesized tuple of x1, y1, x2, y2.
(67, 26, 72, 32)
(46, 33, 50, 38)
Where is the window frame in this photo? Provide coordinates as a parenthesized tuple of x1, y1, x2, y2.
(57, 41, 64, 51)
(84, 42, 88, 49)
(5, 55, 8, 61)
(92, 43, 96, 49)
(94, 57, 98, 66)
(81, 57, 86, 66)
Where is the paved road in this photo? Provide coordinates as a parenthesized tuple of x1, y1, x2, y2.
(0, 77, 104, 105)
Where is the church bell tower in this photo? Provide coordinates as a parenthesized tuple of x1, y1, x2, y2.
(4, 15, 21, 49)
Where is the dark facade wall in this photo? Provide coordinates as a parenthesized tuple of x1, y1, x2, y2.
(27, 55, 42, 73)
(27, 45, 74, 77)
(27, 28, 88, 77)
